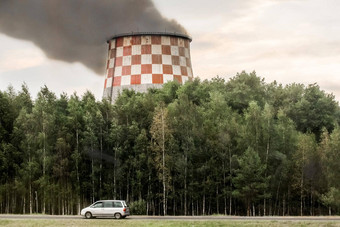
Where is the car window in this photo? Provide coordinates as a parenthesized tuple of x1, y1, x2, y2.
(104, 201, 113, 208)
(92, 202, 103, 208)
(113, 201, 123, 208)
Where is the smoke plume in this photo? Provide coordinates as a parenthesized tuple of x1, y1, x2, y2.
(0, 0, 187, 75)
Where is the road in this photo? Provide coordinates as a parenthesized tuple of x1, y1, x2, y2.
(0, 214, 339, 221)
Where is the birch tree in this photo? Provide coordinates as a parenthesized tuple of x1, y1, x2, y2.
(150, 104, 171, 216)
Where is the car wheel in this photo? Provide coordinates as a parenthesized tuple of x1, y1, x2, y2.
(85, 212, 92, 219)
(114, 213, 122, 219)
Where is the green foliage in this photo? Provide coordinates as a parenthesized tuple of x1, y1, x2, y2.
(321, 187, 340, 210)
(0, 72, 339, 216)
(286, 84, 339, 140)
(233, 148, 269, 207)
(129, 199, 147, 215)
(225, 71, 266, 113)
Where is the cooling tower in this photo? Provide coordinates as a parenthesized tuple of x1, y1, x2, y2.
(103, 32, 193, 102)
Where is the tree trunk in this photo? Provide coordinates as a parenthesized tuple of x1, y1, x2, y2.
(29, 152, 33, 215)
(147, 174, 151, 215)
(62, 195, 64, 215)
(208, 195, 211, 215)
(229, 145, 232, 215)
(247, 201, 250, 216)
(300, 173, 303, 216)
(162, 109, 166, 216)
(224, 195, 227, 215)
(43, 131, 46, 214)
(283, 195, 286, 216)
(264, 130, 270, 216)
(192, 198, 194, 216)
(300, 143, 305, 216)
(252, 203, 255, 216)
(184, 154, 187, 216)
(275, 177, 281, 215)
(173, 191, 176, 215)
(76, 129, 80, 215)
(100, 127, 103, 199)
(202, 193, 205, 215)
(91, 150, 95, 203)
(163, 179, 166, 216)
(287, 187, 290, 216)
(114, 145, 117, 199)
(216, 185, 219, 214)
(35, 191, 38, 213)
(126, 170, 130, 202)
(223, 162, 226, 215)
(23, 196, 25, 214)
(310, 185, 313, 216)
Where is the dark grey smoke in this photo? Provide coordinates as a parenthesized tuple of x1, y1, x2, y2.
(0, 0, 187, 75)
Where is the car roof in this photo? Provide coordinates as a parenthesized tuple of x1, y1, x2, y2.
(96, 200, 125, 202)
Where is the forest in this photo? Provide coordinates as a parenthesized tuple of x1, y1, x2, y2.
(0, 71, 339, 216)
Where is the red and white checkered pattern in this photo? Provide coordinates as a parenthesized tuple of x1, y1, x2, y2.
(103, 35, 193, 90)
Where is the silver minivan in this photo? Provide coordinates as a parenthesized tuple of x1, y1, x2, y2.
(81, 200, 130, 219)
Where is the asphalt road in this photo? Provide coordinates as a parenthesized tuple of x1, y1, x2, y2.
(0, 214, 339, 221)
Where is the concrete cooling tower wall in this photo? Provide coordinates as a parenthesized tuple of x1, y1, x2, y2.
(103, 32, 193, 102)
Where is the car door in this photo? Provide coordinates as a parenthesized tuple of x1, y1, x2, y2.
(102, 201, 114, 216)
(91, 202, 104, 216)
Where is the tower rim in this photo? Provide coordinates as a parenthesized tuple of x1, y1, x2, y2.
(107, 32, 192, 43)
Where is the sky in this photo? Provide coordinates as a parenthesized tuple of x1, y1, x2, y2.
(1, 0, 340, 101)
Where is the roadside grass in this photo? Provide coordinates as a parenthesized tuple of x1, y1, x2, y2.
(0, 219, 339, 227)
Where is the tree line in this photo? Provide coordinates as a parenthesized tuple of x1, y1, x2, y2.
(0, 71, 339, 216)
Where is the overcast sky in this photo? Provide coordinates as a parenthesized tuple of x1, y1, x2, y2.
(1, 0, 340, 101)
